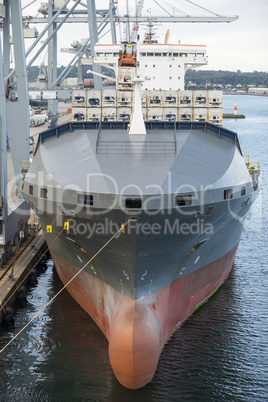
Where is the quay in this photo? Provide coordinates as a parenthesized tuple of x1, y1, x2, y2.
(223, 113, 245, 118)
(0, 223, 47, 324)
(0, 111, 70, 324)
(0, 112, 70, 325)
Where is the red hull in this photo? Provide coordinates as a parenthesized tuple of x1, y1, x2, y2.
(50, 244, 238, 389)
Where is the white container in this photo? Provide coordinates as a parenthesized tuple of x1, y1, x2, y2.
(163, 107, 177, 121)
(178, 90, 193, 107)
(208, 90, 223, 107)
(72, 107, 86, 121)
(117, 107, 132, 121)
(87, 90, 101, 108)
(102, 107, 116, 121)
(193, 90, 208, 107)
(208, 108, 223, 125)
(72, 90, 86, 107)
(148, 108, 163, 121)
(117, 91, 132, 106)
(193, 108, 207, 122)
(87, 108, 101, 121)
(178, 107, 192, 121)
(148, 90, 163, 107)
(163, 90, 177, 106)
(102, 90, 116, 107)
(117, 67, 133, 88)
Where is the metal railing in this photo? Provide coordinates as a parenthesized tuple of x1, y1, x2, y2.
(244, 155, 260, 173)
(37, 120, 242, 156)
(97, 140, 176, 155)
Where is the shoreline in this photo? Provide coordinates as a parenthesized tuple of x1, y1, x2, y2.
(223, 91, 268, 96)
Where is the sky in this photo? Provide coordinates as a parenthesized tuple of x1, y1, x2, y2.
(20, 0, 268, 72)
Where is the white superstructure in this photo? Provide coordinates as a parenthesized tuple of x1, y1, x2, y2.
(72, 39, 223, 126)
(94, 42, 207, 91)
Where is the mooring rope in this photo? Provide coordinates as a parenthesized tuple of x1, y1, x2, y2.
(0, 211, 63, 298)
(0, 212, 75, 313)
(0, 218, 131, 354)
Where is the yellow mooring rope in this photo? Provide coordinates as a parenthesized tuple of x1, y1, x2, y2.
(0, 212, 69, 314)
(0, 218, 131, 354)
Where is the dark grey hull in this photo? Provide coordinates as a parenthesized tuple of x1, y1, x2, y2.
(21, 121, 259, 388)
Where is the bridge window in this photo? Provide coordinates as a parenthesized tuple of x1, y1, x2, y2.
(29, 185, 33, 195)
(241, 186, 246, 196)
(175, 195, 192, 206)
(125, 198, 142, 209)
(78, 194, 93, 206)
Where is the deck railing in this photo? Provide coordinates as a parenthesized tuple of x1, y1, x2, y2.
(97, 140, 176, 155)
(37, 120, 242, 156)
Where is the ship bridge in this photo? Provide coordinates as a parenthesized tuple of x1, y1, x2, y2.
(94, 43, 207, 91)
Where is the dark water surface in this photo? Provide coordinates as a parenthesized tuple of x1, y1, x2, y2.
(0, 95, 267, 401)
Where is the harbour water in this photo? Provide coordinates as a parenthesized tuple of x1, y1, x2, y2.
(0, 95, 267, 401)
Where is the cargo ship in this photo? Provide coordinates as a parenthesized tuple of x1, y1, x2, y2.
(21, 37, 260, 389)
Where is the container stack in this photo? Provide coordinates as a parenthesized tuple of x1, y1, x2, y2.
(117, 90, 132, 121)
(72, 89, 87, 121)
(72, 89, 223, 125)
(163, 90, 177, 121)
(102, 89, 116, 121)
(193, 90, 208, 122)
(178, 90, 193, 121)
(86, 90, 101, 121)
(208, 90, 223, 125)
(147, 90, 163, 121)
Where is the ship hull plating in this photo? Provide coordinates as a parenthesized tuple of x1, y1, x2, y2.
(21, 121, 259, 389)
(49, 242, 237, 389)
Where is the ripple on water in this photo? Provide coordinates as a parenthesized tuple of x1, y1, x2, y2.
(21, 333, 58, 358)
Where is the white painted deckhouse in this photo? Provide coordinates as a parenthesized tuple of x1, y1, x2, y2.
(94, 43, 207, 91)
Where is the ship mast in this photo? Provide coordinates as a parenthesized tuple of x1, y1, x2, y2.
(128, 36, 146, 135)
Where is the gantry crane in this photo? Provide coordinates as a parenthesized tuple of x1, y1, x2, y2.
(0, 0, 238, 265)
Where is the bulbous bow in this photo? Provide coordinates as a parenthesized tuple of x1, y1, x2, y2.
(109, 301, 161, 389)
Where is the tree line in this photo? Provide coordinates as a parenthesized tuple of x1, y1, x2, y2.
(27, 65, 268, 88)
(185, 70, 268, 89)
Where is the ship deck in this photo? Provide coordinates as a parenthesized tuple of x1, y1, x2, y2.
(38, 120, 242, 154)
(31, 120, 247, 194)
